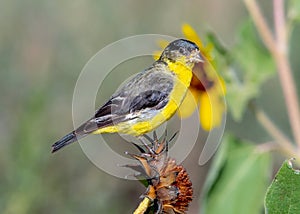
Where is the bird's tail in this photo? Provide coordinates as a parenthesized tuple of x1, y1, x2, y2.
(52, 131, 78, 153)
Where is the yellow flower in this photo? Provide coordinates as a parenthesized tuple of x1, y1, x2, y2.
(154, 24, 226, 131)
(179, 23, 226, 131)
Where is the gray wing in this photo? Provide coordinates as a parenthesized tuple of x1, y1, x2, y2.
(76, 61, 175, 134)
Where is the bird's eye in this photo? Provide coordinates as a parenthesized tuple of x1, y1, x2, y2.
(179, 47, 185, 55)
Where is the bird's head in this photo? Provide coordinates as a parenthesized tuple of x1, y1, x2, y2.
(159, 39, 203, 68)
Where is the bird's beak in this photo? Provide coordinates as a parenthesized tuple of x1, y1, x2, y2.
(190, 50, 203, 63)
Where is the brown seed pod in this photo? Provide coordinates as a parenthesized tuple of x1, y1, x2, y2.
(127, 133, 193, 214)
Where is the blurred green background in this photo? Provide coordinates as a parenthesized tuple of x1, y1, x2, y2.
(1, 0, 299, 213)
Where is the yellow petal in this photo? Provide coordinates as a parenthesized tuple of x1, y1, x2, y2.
(199, 92, 212, 130)
(199, 90, 225, 131)
(177, 88, 200, 118)
(153, 51, 162, 61)
(220, 77, 226, 94)
(157, 40, 169, 49)
(211, 95, 225, 128)
(182, 23, 204, 49)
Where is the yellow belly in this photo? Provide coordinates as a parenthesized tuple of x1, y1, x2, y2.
(93, 62, 193, 136)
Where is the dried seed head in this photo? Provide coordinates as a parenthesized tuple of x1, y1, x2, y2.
(129, 133, 193, 214)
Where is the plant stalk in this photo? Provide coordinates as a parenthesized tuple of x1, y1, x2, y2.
(244, 0, 300, 148)
(254, 105, 298, 159)
(273, 0, 300, 148)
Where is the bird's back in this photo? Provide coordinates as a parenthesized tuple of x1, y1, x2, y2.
(80, 61, 176, 136)
(109, 61, 175, 115)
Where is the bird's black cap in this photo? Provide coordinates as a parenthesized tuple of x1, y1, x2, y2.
(159, 39, 201, 63)
(166, 39, 199, 52)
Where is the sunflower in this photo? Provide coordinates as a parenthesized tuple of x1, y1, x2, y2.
(154, 24, 226, 131)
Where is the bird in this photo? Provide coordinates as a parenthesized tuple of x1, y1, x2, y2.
(52, 39, 203, 153)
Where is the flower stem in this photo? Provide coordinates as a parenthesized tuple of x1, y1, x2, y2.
(251, 103, 298, 159)
(244, 0, 300, 148)
(133, 197, 151, 214)
(273, 0, 300, 148)
(255, 141, 280, 153)
(274, 0, 287, 52)
(244, 0, 277, 54)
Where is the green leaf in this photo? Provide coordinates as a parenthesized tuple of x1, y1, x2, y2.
(201, 134, 272, 214)
(217, 20, 276, 121)
(265, 159, 300, 214)
(200, 134, 231, 213)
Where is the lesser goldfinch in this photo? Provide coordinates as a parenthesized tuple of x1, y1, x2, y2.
(52, 39, 202, 153)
